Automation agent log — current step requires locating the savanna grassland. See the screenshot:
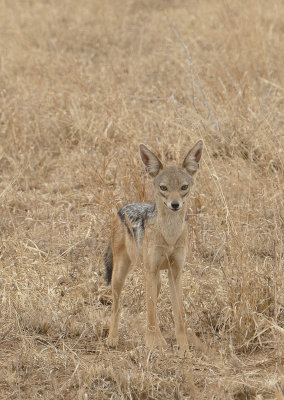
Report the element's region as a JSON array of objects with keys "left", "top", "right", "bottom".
[{"left": 0, "top": 0, "right": 283, "bottom": 398}]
